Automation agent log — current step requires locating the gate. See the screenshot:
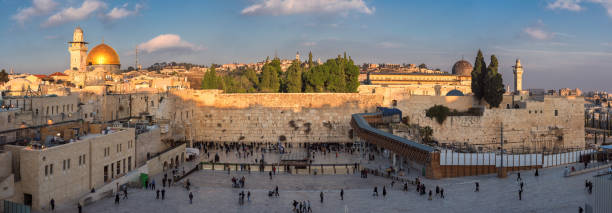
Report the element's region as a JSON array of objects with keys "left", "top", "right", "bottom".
[{"left": 3, "top": 200, "right": 31, "bottom": 213}]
